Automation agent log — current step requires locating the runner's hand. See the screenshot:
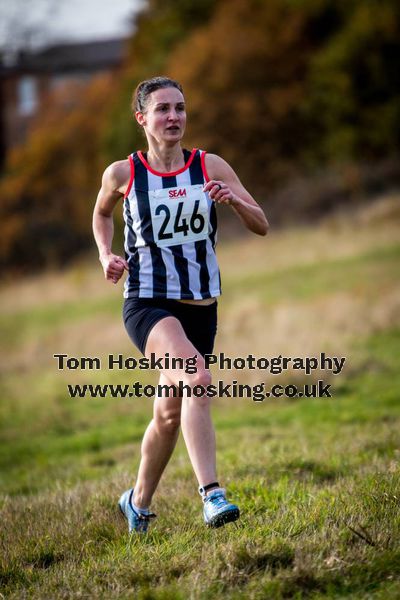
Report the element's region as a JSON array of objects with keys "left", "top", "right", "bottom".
[
  {"left": 100, "top": 253, "right": 129, "bottom": 284},
  {"left": 203, "top": 180, "right": 237, "bottom": 206}
]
